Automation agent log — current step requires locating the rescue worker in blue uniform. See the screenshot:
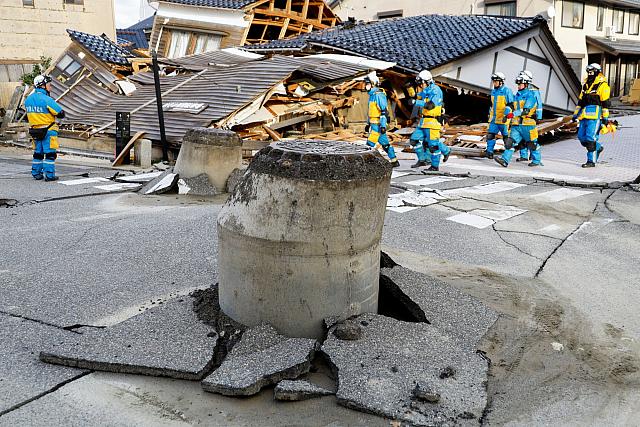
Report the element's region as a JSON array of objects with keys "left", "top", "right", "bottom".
[
  {"left": 406, "top": 76, "right": 430, "bottom": 167},
  {"left": 573, "top": 63, "right": 610, "bottom": 168},
  {"left": 485, "top": 72, "right": 515, "bottom": 159},
  {"left": 409, "top": 70, "right": 449, "bottom": 171},
  {"left": 364, "top": 72, "right": 399, "bottom": 168},
  {"left": 495, "top": 72, "right": 543, "bottom": 168},
  {"left": 513, "top": 70, "right": 543, "bottom": 162},
  {"left": 25, "top": 75, "right": 65, "bottom": 181}
]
